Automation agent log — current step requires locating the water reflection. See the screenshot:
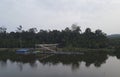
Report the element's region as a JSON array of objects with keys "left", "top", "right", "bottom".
[
  {"left": 0, "top": 51, "right": 110, "bottom": 71},
  {"left": 40, "top": 53, "right": 108, "bottom": 70},
  {"left": 1, "top": 51, "right": 120, "bottom": 77},
  {"left": 0, "top": 61, "right": 7, "bottom": 69},
  {"left": 114, "top": 50, "right": 120, "bottom": 59}
]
